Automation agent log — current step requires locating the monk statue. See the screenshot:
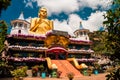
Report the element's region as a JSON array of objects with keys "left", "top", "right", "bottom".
[{"left": 29, "top": 7, "right": 53, "bottom": 34}]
